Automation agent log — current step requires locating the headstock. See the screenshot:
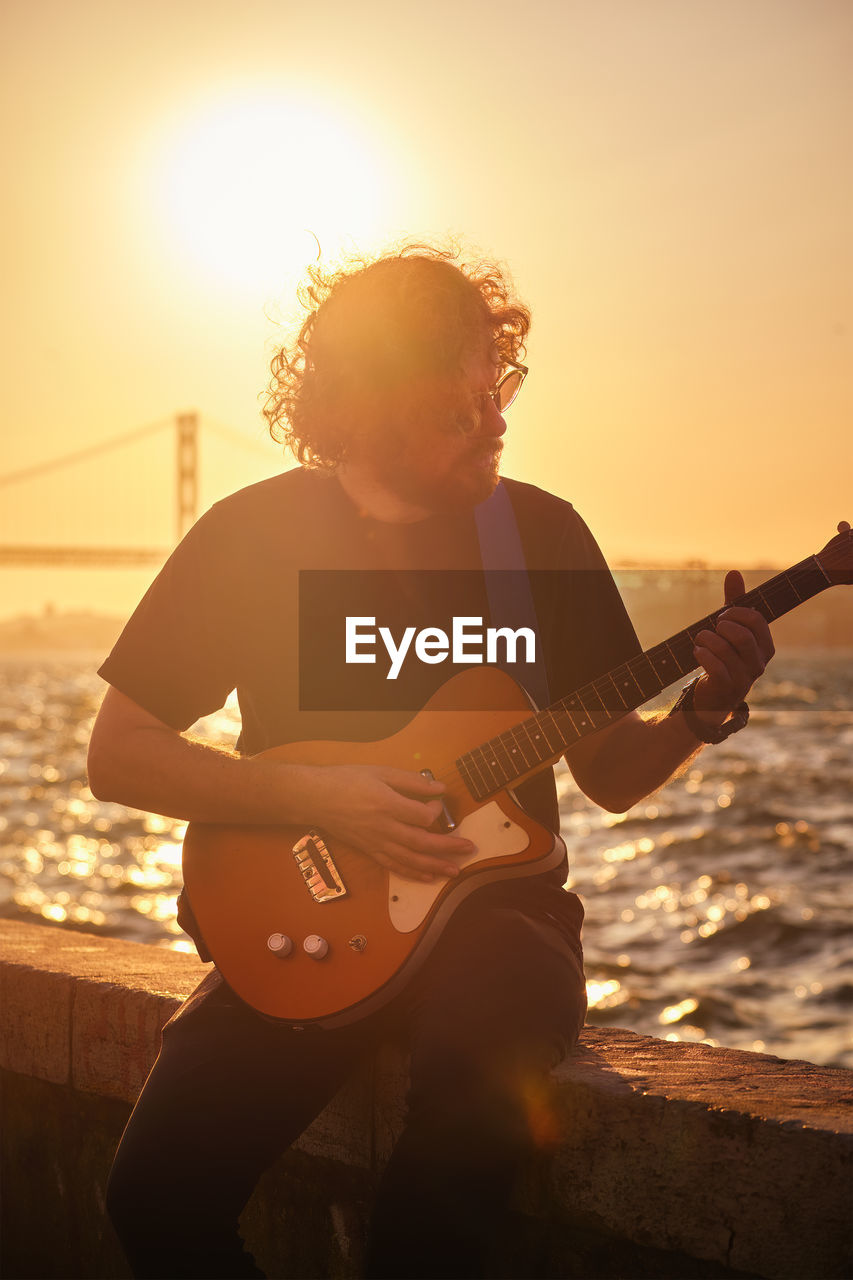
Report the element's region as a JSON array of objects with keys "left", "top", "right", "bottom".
[{"left": 816, "top": 521, "right": 853, "bottom": 585}]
